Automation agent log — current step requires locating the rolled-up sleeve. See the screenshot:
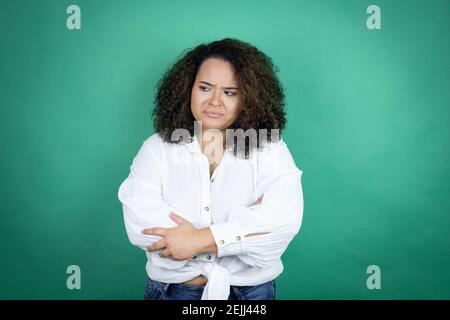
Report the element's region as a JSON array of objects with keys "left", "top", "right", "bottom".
[
  {"left": 209, "top": 139, "right": 304, "bottom": 268},
  {"left": 118, "top": 136, "right": 178, "bottom": 252}
]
